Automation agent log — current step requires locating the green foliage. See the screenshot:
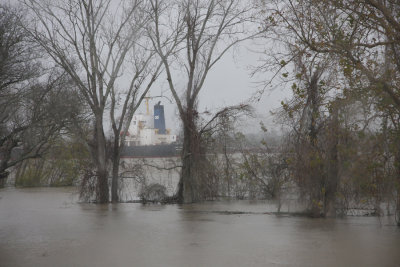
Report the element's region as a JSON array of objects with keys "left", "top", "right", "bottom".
[
  {"left": 15, "top": 162, "right": 44, "bottom": 187},
  {"left": 15, "top": 138, "right": 90, "bottom": 187}
]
